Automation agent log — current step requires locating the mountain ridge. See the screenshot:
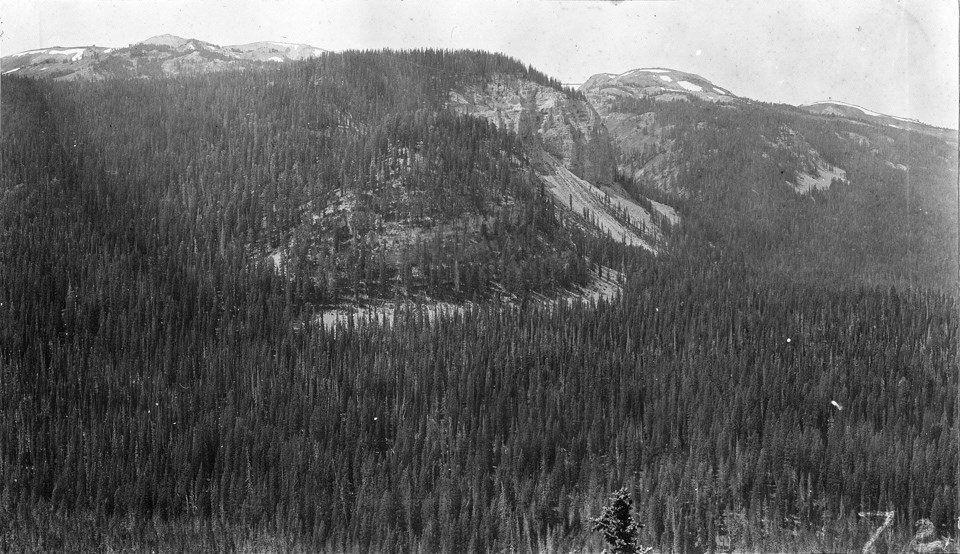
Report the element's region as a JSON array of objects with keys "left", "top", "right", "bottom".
[
  {"left": 2, "top": 38, "right": 955, "bottom": 289},
  {"left": 3, "top": 34, "right": 951, "bottom": 133},
  {"left": 799, "top": 99, "right": 956, "bottom": 138},
  {"left": 0, "top": 34, "right": 327, "bottom": 80},
  {"left": 578, "top": 66, "right": 953, "bottom": 133}
]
